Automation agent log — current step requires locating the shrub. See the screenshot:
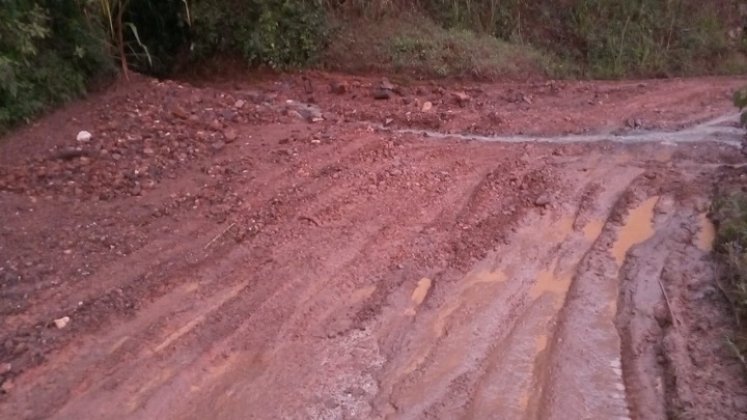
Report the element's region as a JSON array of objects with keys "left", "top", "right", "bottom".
[
  {"left": 0, "top": 0, "right": 112, "bottom": 131},
  {"left": 190, "top": 0, "right": 328, "bottom": 69},
  {"left": 712, "top": 193, "right": 747, "bottom": 365}
]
